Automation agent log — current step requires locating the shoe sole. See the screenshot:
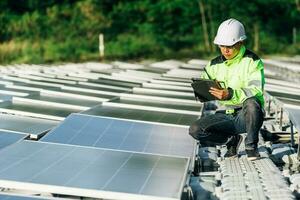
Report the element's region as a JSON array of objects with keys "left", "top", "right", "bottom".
[
  {"left": 224, "top": 135, "right": 243, "bottom": 158},
  {"left": 247, "top": 156, "right": 260, "bottom": 161}
]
